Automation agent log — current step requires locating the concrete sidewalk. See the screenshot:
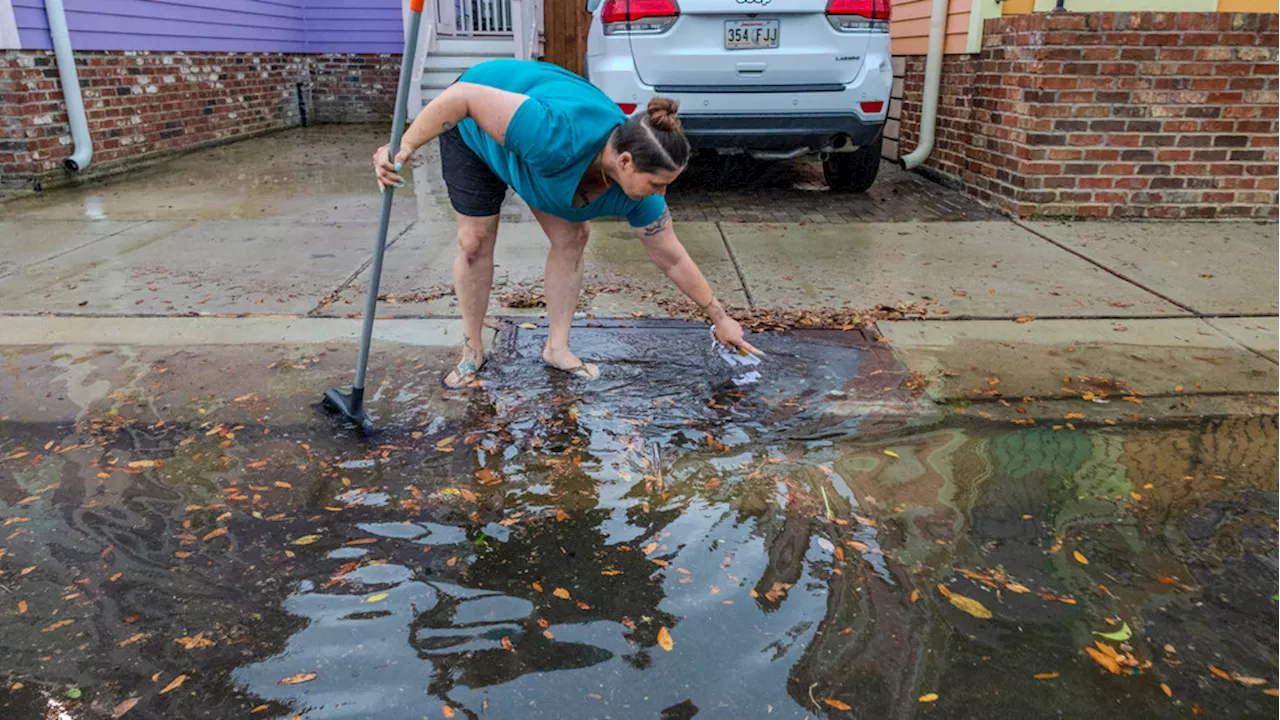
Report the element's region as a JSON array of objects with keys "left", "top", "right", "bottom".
[{"left": 1, "top": 125, "right": 1275, "bottom": 414}]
